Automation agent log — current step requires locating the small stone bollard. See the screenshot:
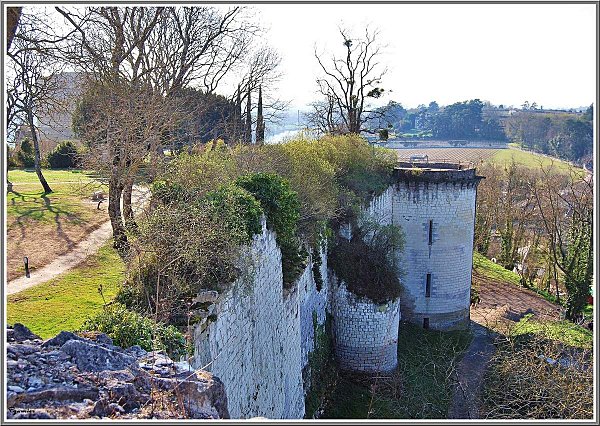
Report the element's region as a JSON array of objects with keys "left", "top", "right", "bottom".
[{"left": 23, "top": 256, "right": 30, "bottom": 278}]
